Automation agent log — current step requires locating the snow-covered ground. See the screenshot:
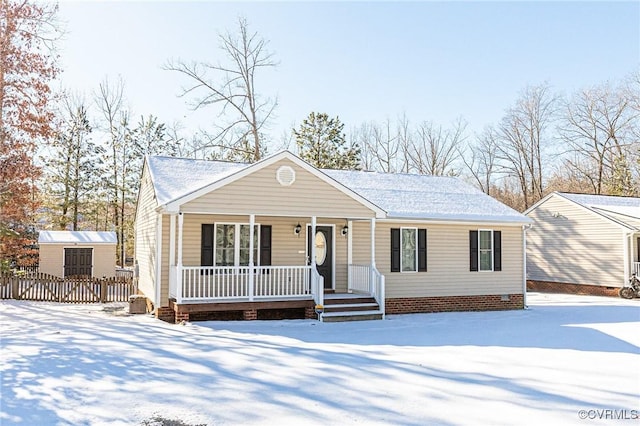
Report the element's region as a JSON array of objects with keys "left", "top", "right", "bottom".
[{"left": 1, "top": 293, "right": 638, "bottom": 426}]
